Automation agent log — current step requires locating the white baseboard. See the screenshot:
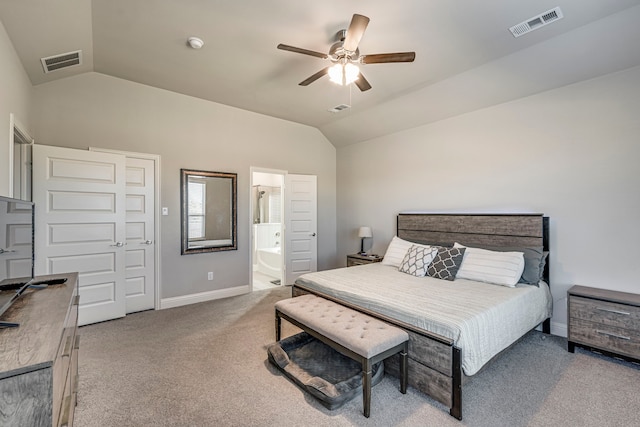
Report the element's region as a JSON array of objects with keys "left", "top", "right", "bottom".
[
  {"left": 160, "top": 285, "right": 250, "bottom": 309},
  {"left": 551, "top": 321, "right": 567, "bottom": 338}
]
